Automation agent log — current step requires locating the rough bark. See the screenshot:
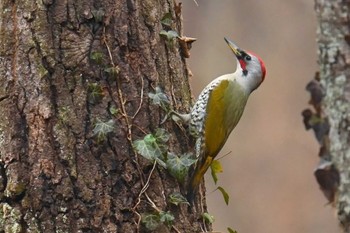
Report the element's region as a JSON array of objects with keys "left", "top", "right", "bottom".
[
  {"left": 314, "top": 0, "right": 350, "bottom": 232},
  {"left": 0, "top": 0, "right": 208, "bottom": 232}
]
